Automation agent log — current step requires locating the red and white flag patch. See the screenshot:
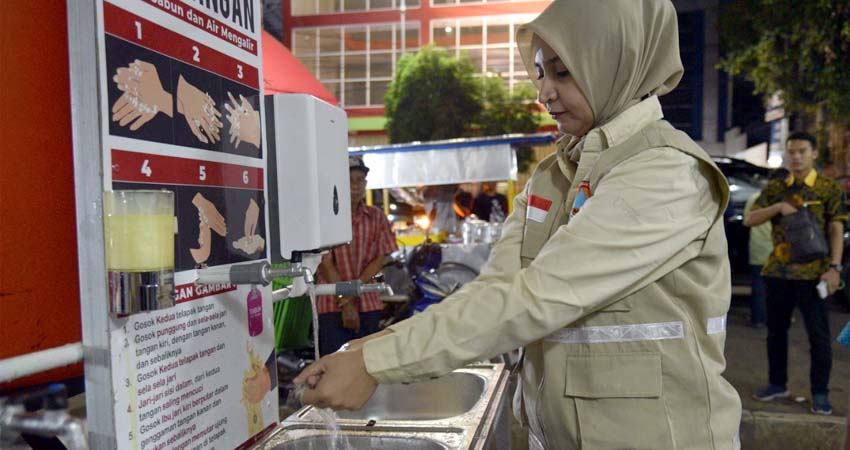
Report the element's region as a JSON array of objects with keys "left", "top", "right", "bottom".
[{"left": 527, "top": 195, "right": 553, "bottom": 223}]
